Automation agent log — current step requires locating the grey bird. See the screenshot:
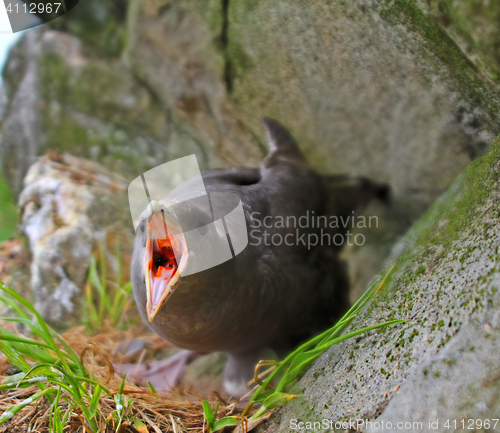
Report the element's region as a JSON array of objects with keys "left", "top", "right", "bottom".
[{"left": 127, "top": 117, "right": 389, "bottom": 396}]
